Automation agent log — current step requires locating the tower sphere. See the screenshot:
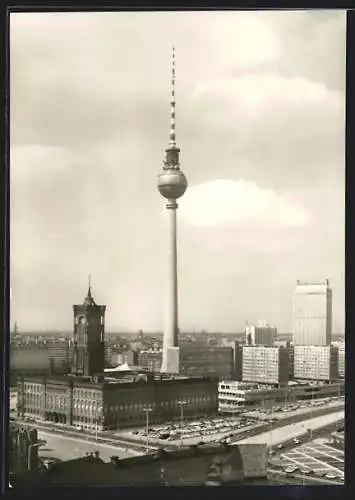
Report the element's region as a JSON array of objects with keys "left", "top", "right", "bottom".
[{"left": 158, "top": 168, "right": 188, "bottom": 200}]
